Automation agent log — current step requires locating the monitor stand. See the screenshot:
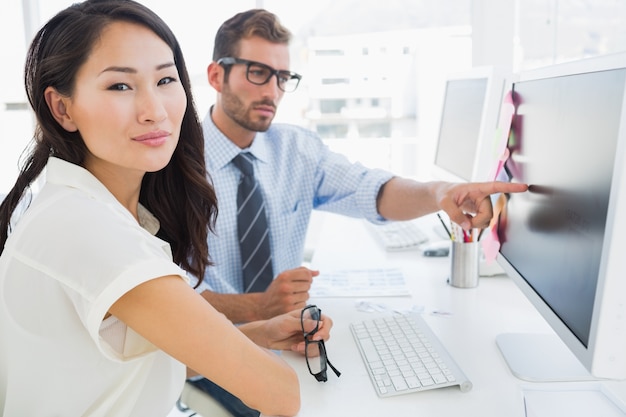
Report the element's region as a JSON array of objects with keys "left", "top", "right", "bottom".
[
  {"left": 496, "top": 333, "right": 597, "bottom": 382},
  {"left": 498, "top": 333, "right": 626, "bottom": 417}
]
